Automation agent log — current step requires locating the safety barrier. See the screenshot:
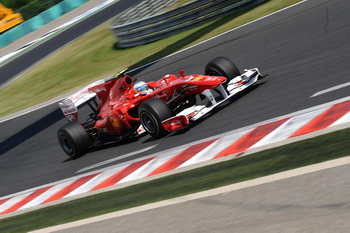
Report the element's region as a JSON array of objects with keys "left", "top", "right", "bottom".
[
  {"left": 0, "top": 0, "right": 89, "bottom": 48},
  {"left": 113, "top": 0, "right": 177, "bottom": 25},
  {"left": 110, "top": 0, "right": 266, "bottom": 48}
]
